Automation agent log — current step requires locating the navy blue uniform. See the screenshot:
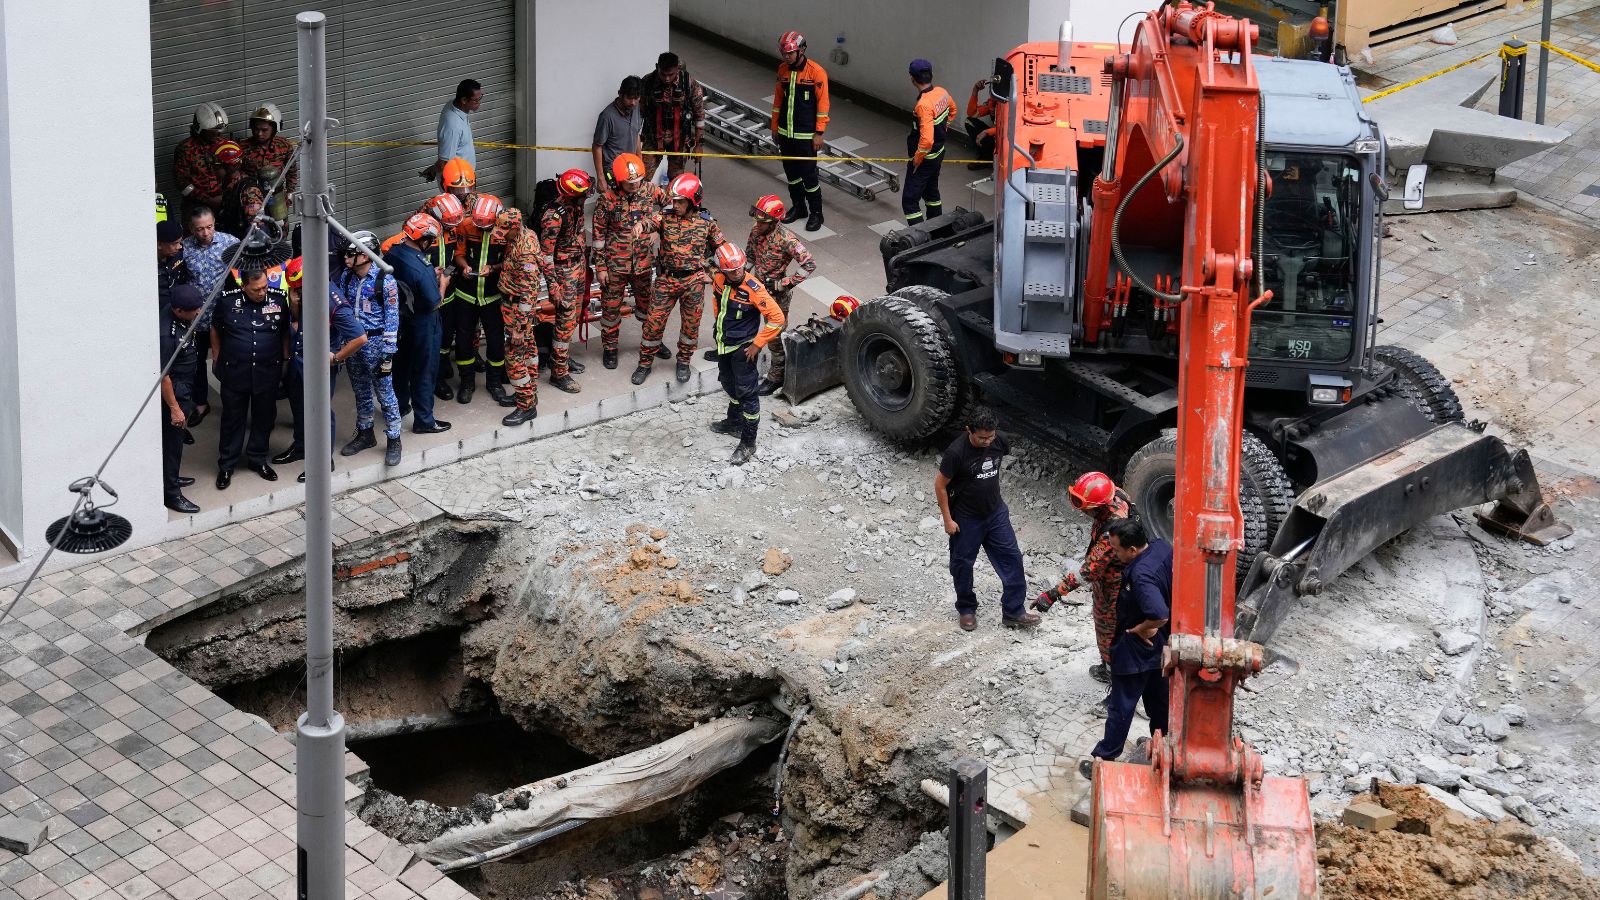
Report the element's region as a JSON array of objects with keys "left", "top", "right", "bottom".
[
  {"left": 286, "top": 294, "right": 364, "bottom": 452},
  {"left": 939, "top": 433, "right": 1027, "bottom": 619},
  {"left": 1091, "top": 538, "right": 1174, "bottom": 761},
  {"left": 159, "top": 308, "right": 198, "bottom": 499},
  {"left": 387, "top": 242, "right": 446, "bottom": 425},
  {"left": 212, "top": 287, "right": 288, "bottom": 471}
]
